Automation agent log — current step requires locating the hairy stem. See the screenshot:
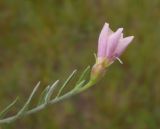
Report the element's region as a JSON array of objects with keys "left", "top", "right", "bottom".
[{"left": 0, "top": 79, "right": 95, "bottom": 124}]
